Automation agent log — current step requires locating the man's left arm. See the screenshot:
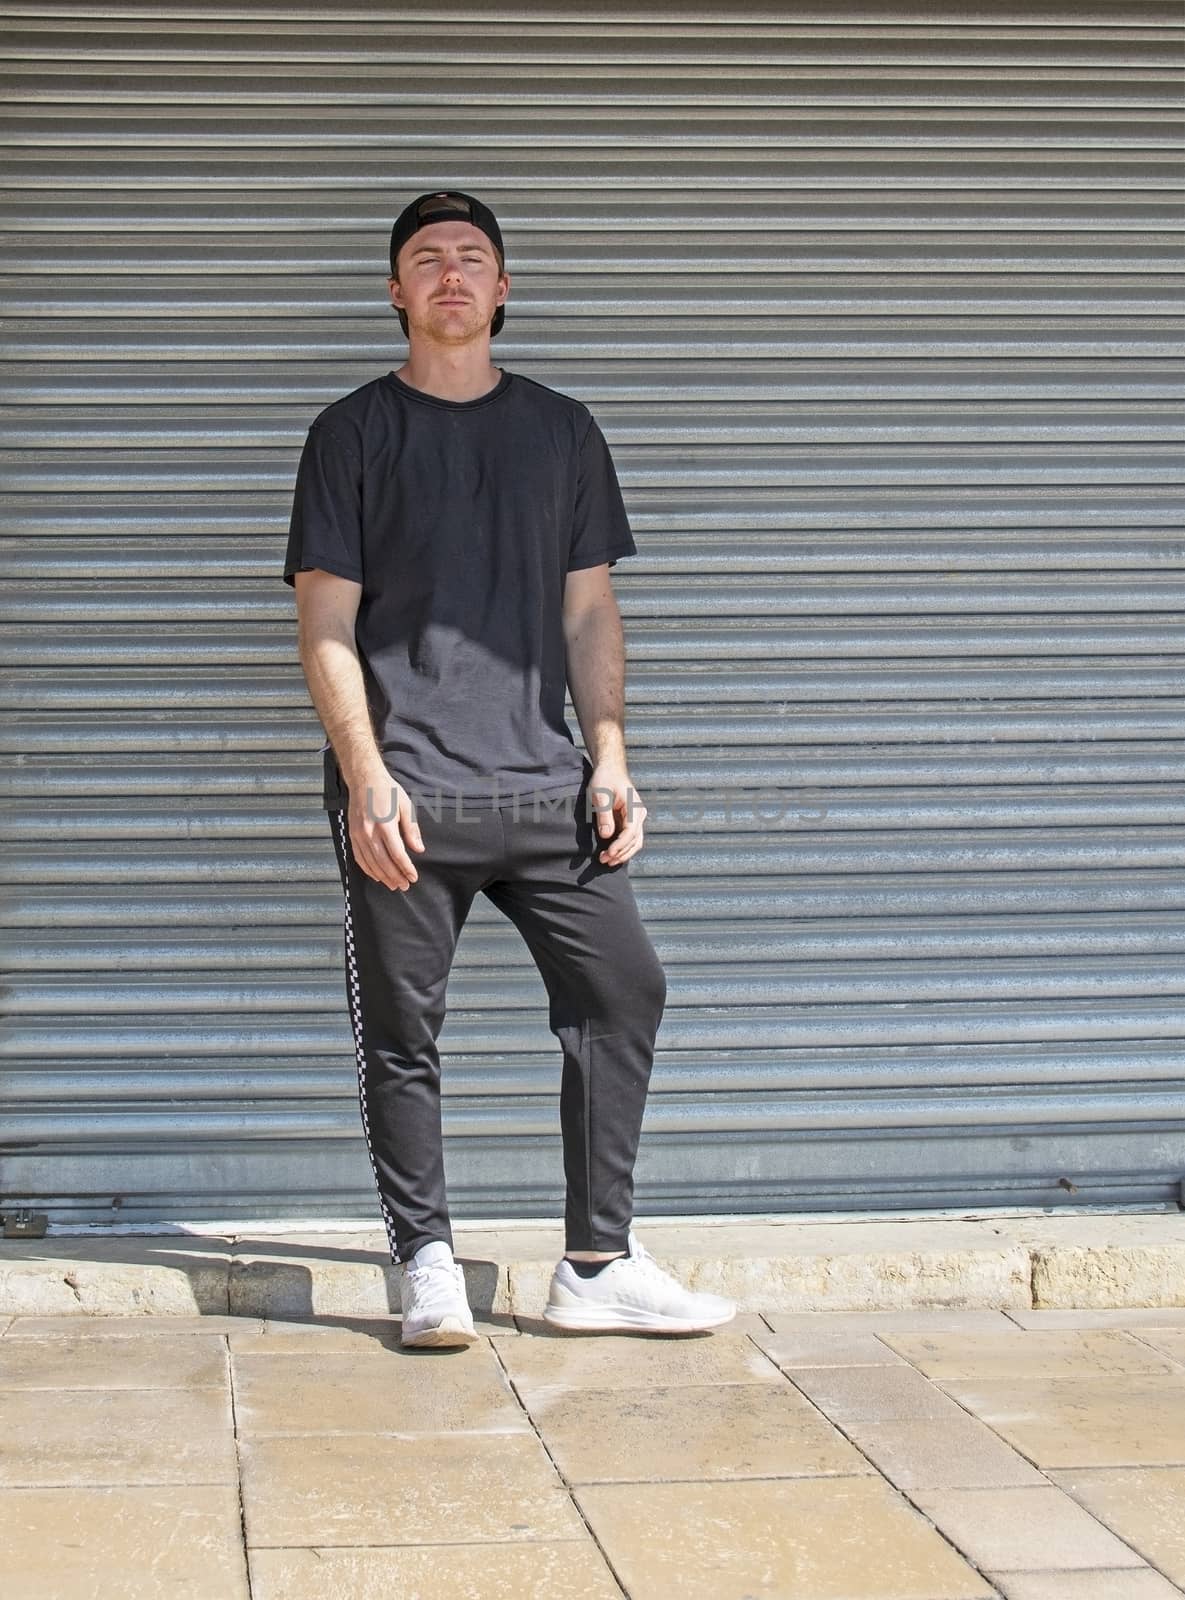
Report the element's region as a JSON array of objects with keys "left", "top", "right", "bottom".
[{"left": 563, "top": 563, "right": 648, "bottom": 865}]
